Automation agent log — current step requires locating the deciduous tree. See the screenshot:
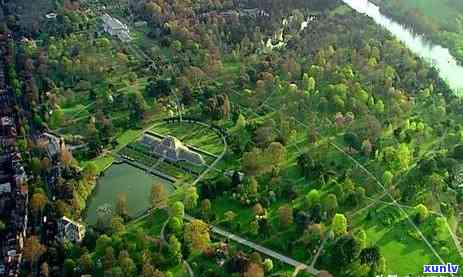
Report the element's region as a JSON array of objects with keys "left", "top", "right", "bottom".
[
  {"left": 150, "top": 183, "right": 168, "bottom": 210},
  {"left": 184, "top": 219, "right": 210, "bottom": 252}
]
